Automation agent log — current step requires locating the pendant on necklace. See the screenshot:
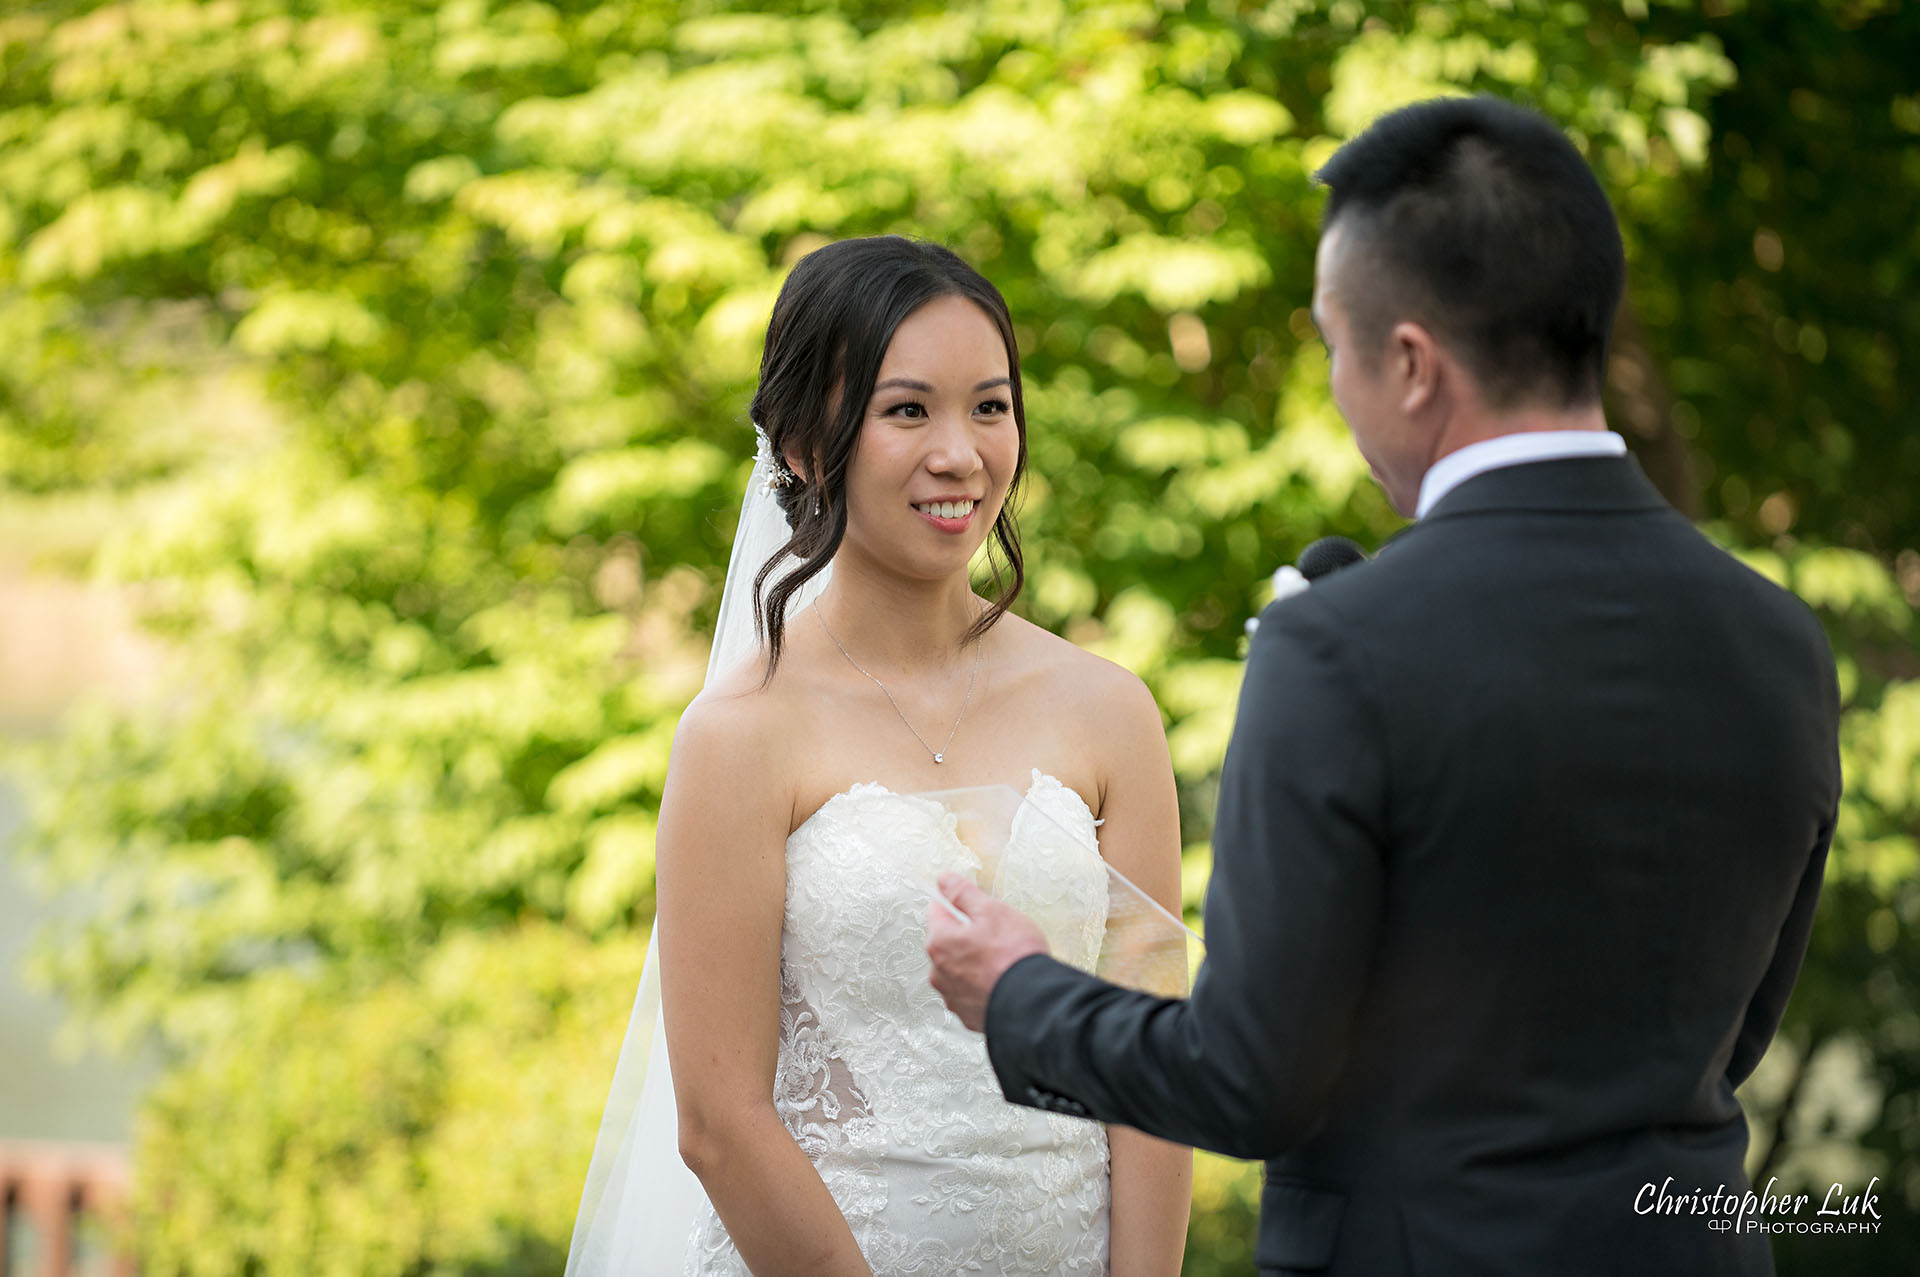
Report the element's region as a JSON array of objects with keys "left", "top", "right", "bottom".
[{"left": 933, "top": 754, "right": 944, "bottom": 764}]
